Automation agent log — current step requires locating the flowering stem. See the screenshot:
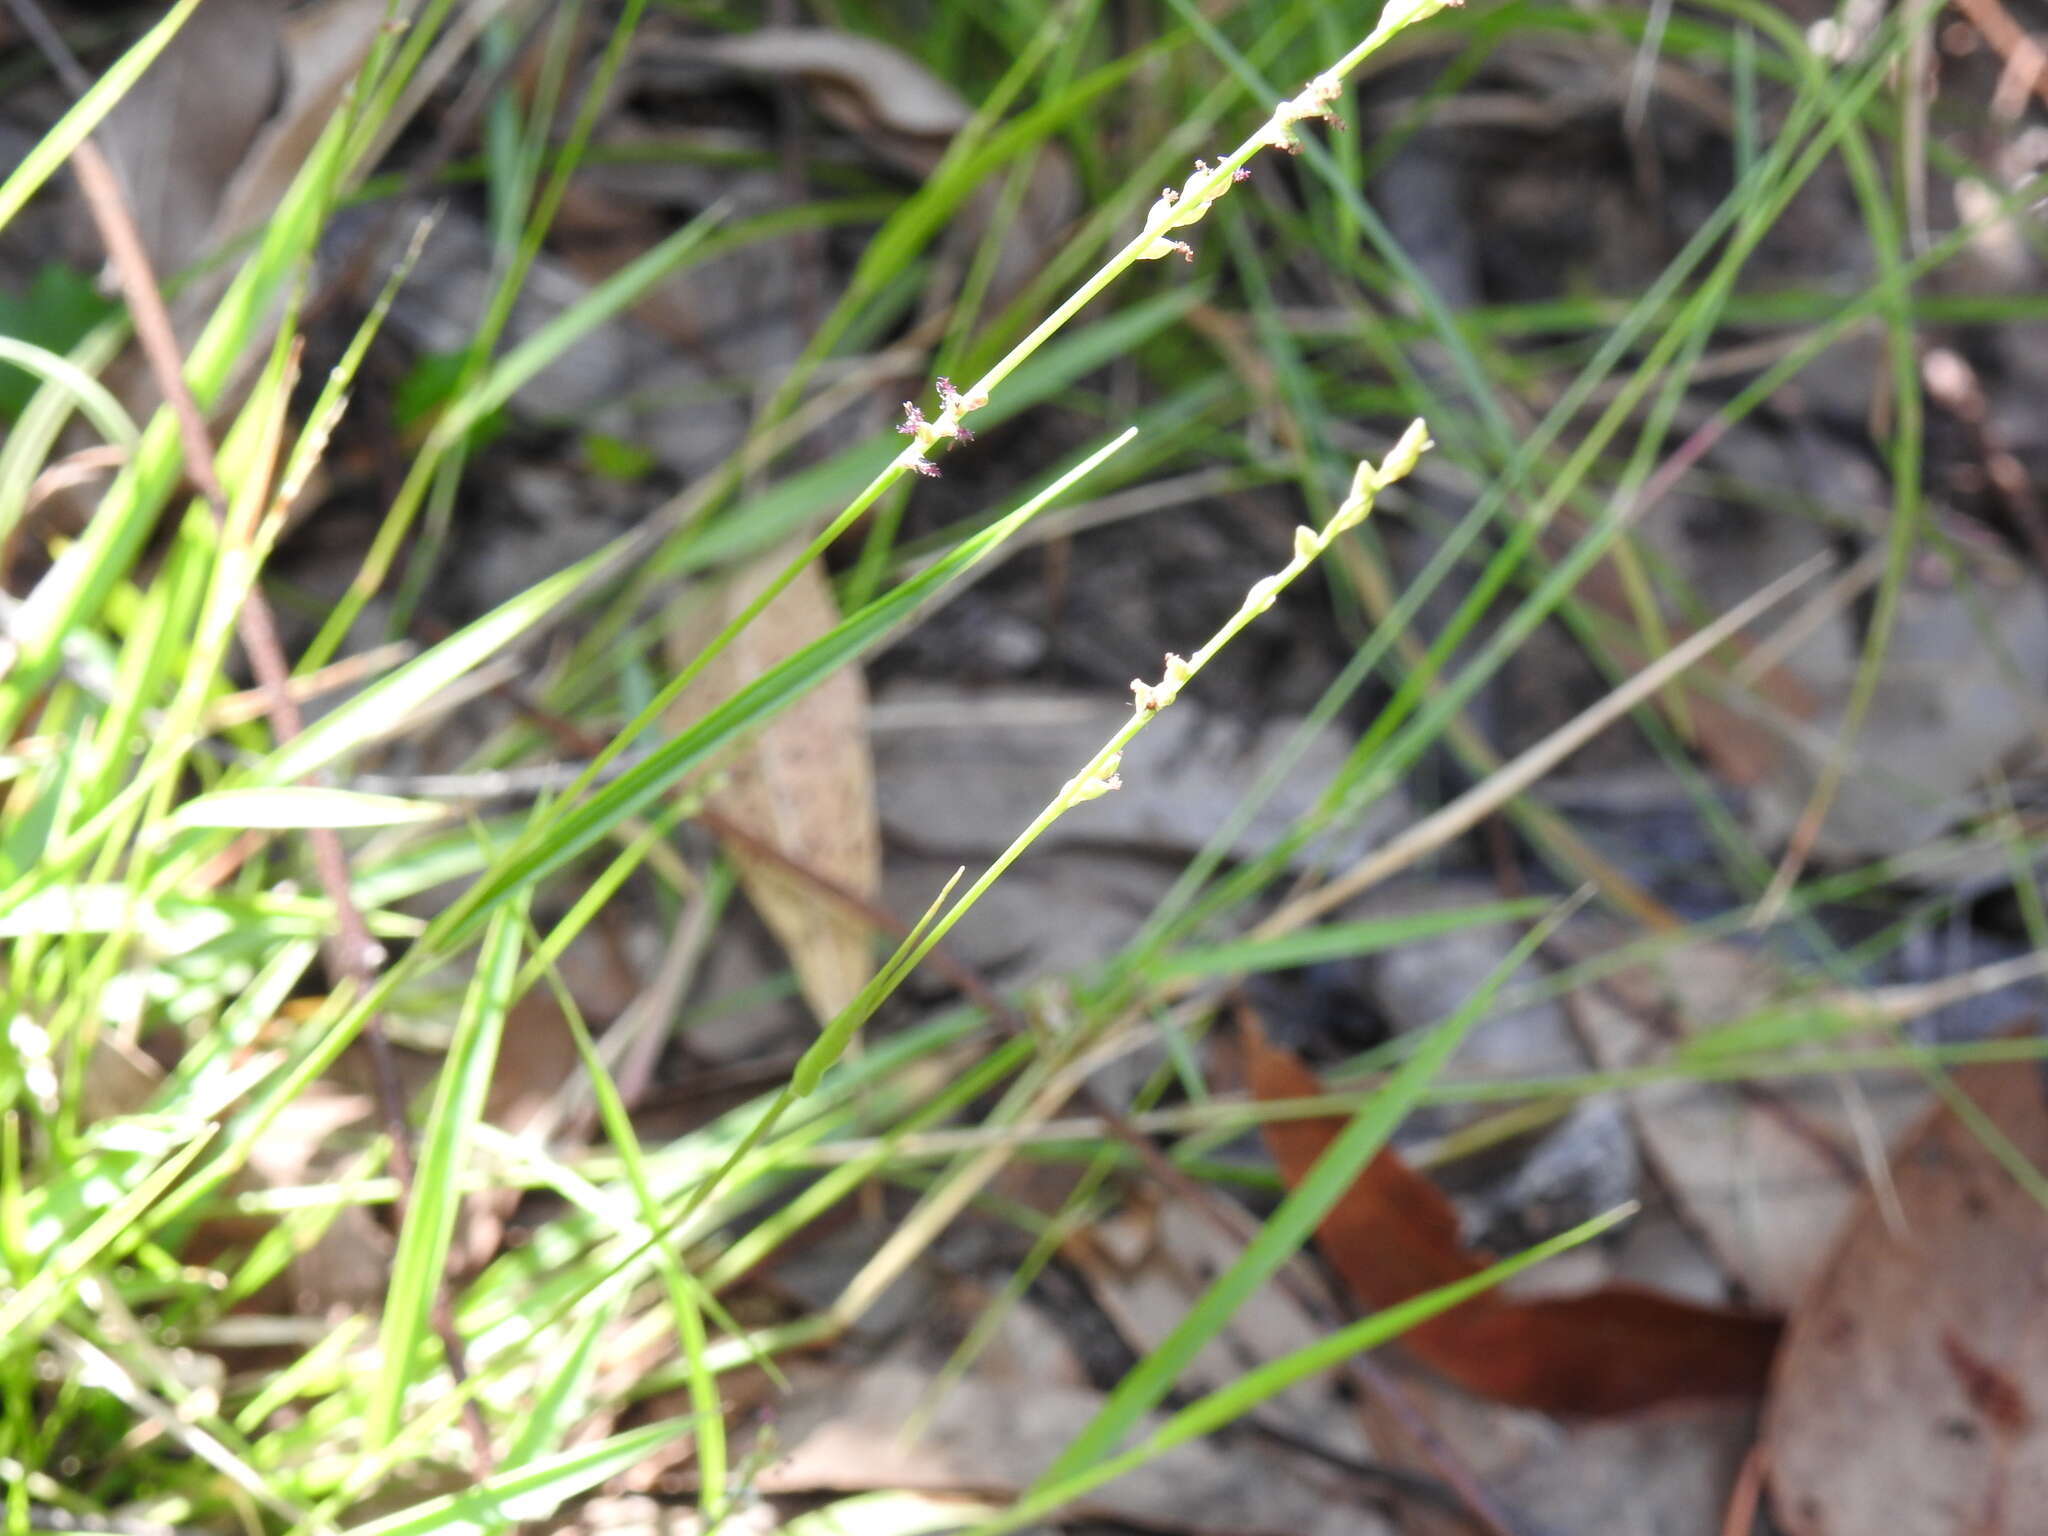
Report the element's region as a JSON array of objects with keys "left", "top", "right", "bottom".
[
  {"left": 590, "top": 2, "right": 1463, "bottom": 798},
  {"left": 790, "top": 420, "right": 1435, "bottom": 1097}
]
